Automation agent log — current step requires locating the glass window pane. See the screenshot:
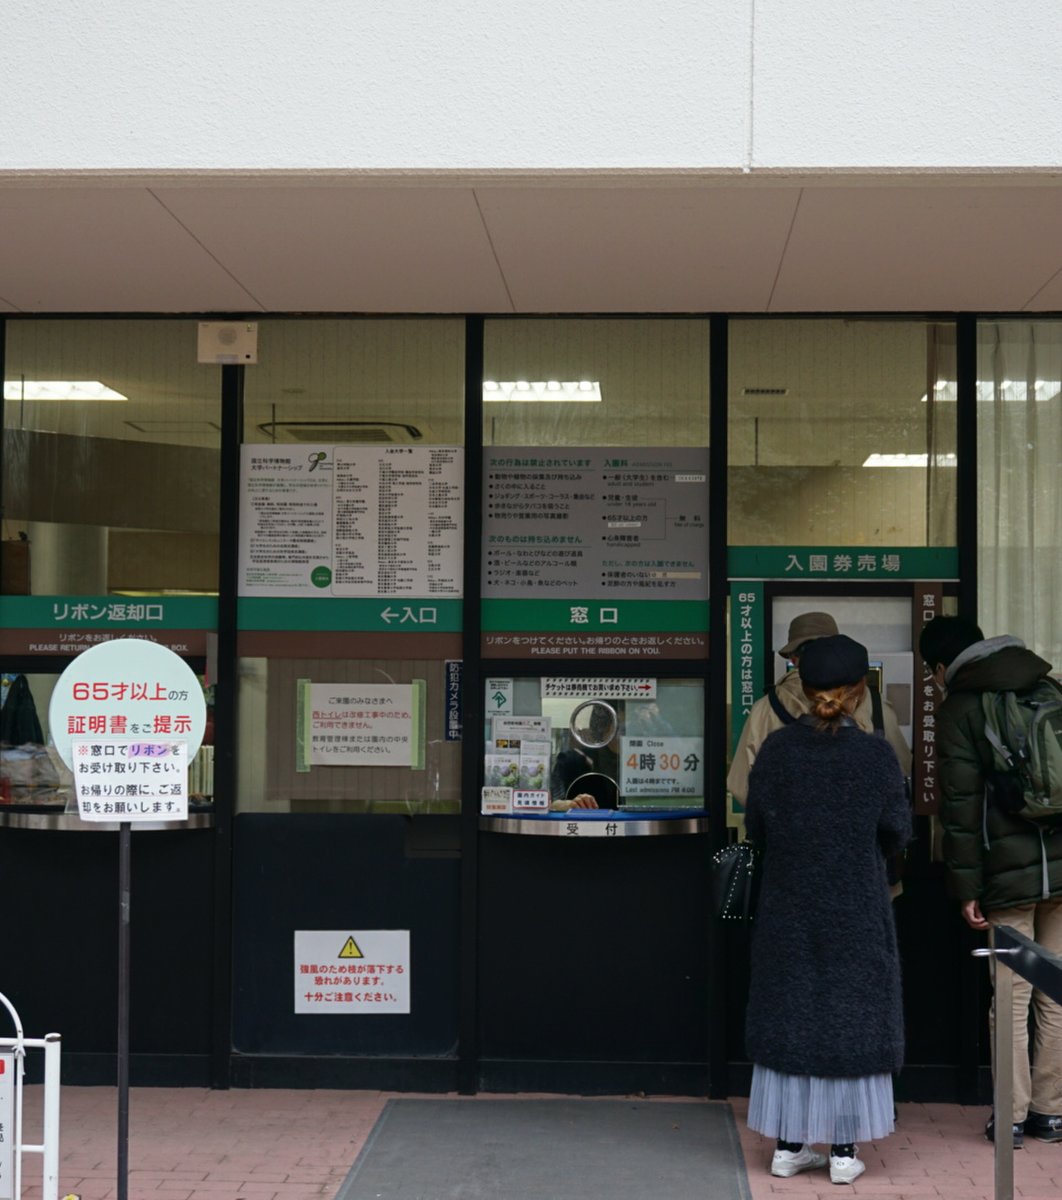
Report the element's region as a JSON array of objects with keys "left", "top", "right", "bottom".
[
  {"left": 484, "top": 319, "right": 708, "bottom": 448},
  {"left": 3, "top": 319, "right": 221, "bottom": 594},
  {"left": 728, "top": 319, "right": 956, "bottom": 546},
  {"left": 237, "top": 657, "right": 460, "bottom": 815},
  {"left": 482, "top": 676, "right": 705, "bottom": 813},
  {"left": 237, "top": 319, "right": 464, "bottom": 815},
  {"left": 243, "top": 318, "right": 464, "bottom": 446},
  {"left": 481, "top": 319, "right": 710, "bottom": 662},
  {"left": 977, "top": 321, "right": 1062, "bottom": 665}
]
